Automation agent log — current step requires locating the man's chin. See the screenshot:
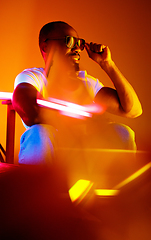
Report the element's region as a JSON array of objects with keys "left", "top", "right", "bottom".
[
  {"left": 70, "top": 58, "right": 80, "bottom": 71},
  {"left": 74, "top": 62, "right": 80, "bottom": 71},
  {"left": 67, "top": 55, "right": 80, "bottom": 71}
]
